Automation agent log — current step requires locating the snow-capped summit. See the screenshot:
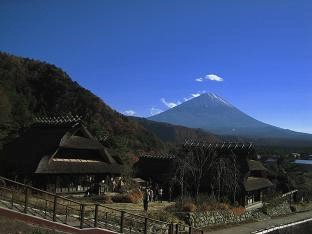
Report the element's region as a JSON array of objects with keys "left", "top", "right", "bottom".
[
  {"left": 149, "top": 93, "right": 312, "bottom": 141},
  {"left": 198, "top": 92, "right": 233, "bottom": 107}
]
